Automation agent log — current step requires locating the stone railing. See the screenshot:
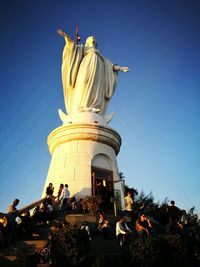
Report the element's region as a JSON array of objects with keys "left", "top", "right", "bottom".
[{"left": 0, "top": 197, "right": 46, "bottom": 218}]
